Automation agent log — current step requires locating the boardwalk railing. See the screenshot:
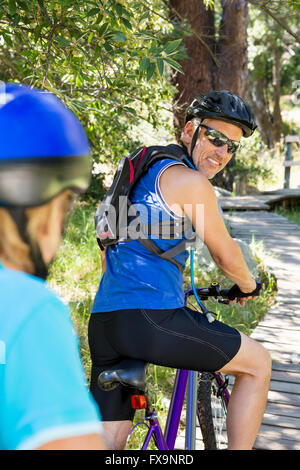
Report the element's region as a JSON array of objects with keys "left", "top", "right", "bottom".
[{"left": 284, "top": 135, "right": 300, "bottom": 189}]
